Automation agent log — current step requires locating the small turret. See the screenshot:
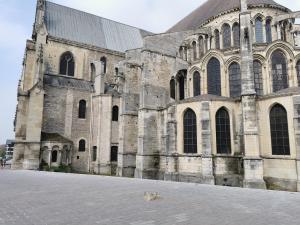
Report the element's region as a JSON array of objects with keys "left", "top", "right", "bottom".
[{"left": 32, "top": 0, "right": 47, "bottom": 44}]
